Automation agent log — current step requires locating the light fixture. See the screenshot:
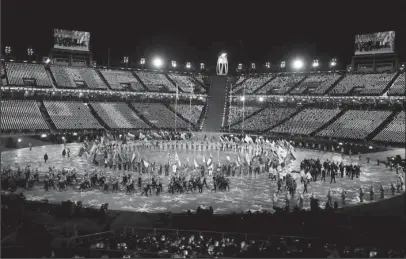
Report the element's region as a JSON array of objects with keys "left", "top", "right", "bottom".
[
  {"left": 152, "top": 57, "right": 163, "bottom": 68},
  {"left": 171, "top": 61, "right": 177, "bottom": 67},
  {"left": 200, "top": 63, "right": 205, "bottom": 70},
  {"left": 238, "top": 63, "right": 243, "bottom": 70},
  {"left": 5, "top": 46, "right": 11, "bottom": 54},
  {"left": 280, "top": 61, "right": 286, "bottom": 68},
  {"left": 123, "top": 56, "right": 129, "bottom": 64},
  {"left": 265, "top": 62, "right": 270, "bottom": 69},
  {"left": 258, "top": 97, "right": 264, "bottom": 102},
  {"left": 186, "top": 62, "right": 191, "bottom": 69},
  {"left": 140, "top": 58, "right": 146, "bottom": 65},
  {"left": 27, "top": 47, "right": 34, "bottom": 56},
  {"left": 330, "top": 58, "right": 337, "bottom": 67},
  {"left": 312, "top": 59, "right": 319, "bottom": 68},
  {"left": 18, "top": 138, "right": 22, "bottom": 143},
  {"left": 292, "top": 59, "right": 304, "bottom": 70},
  {"left": 40, "top": 134, "right": 47, "bottom": 138},
  {"left": 251, "top": 63, "right": 256, "bottom": 69},
  {"left": 240, "top": 96, "right": 245, "bottom": 101}
]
